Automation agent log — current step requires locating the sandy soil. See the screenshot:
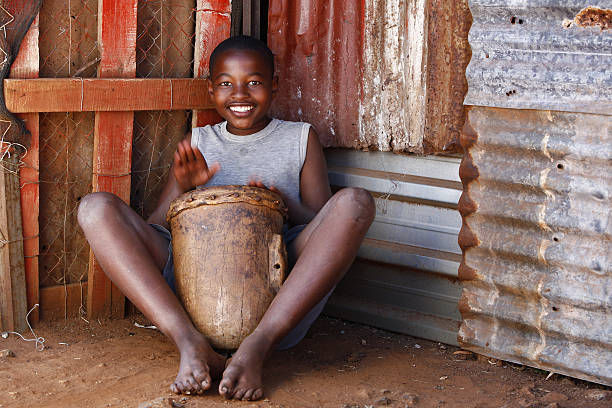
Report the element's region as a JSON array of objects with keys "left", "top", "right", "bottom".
[{"left": 0, "top": 315, "right": 610, "bottom": 408}]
